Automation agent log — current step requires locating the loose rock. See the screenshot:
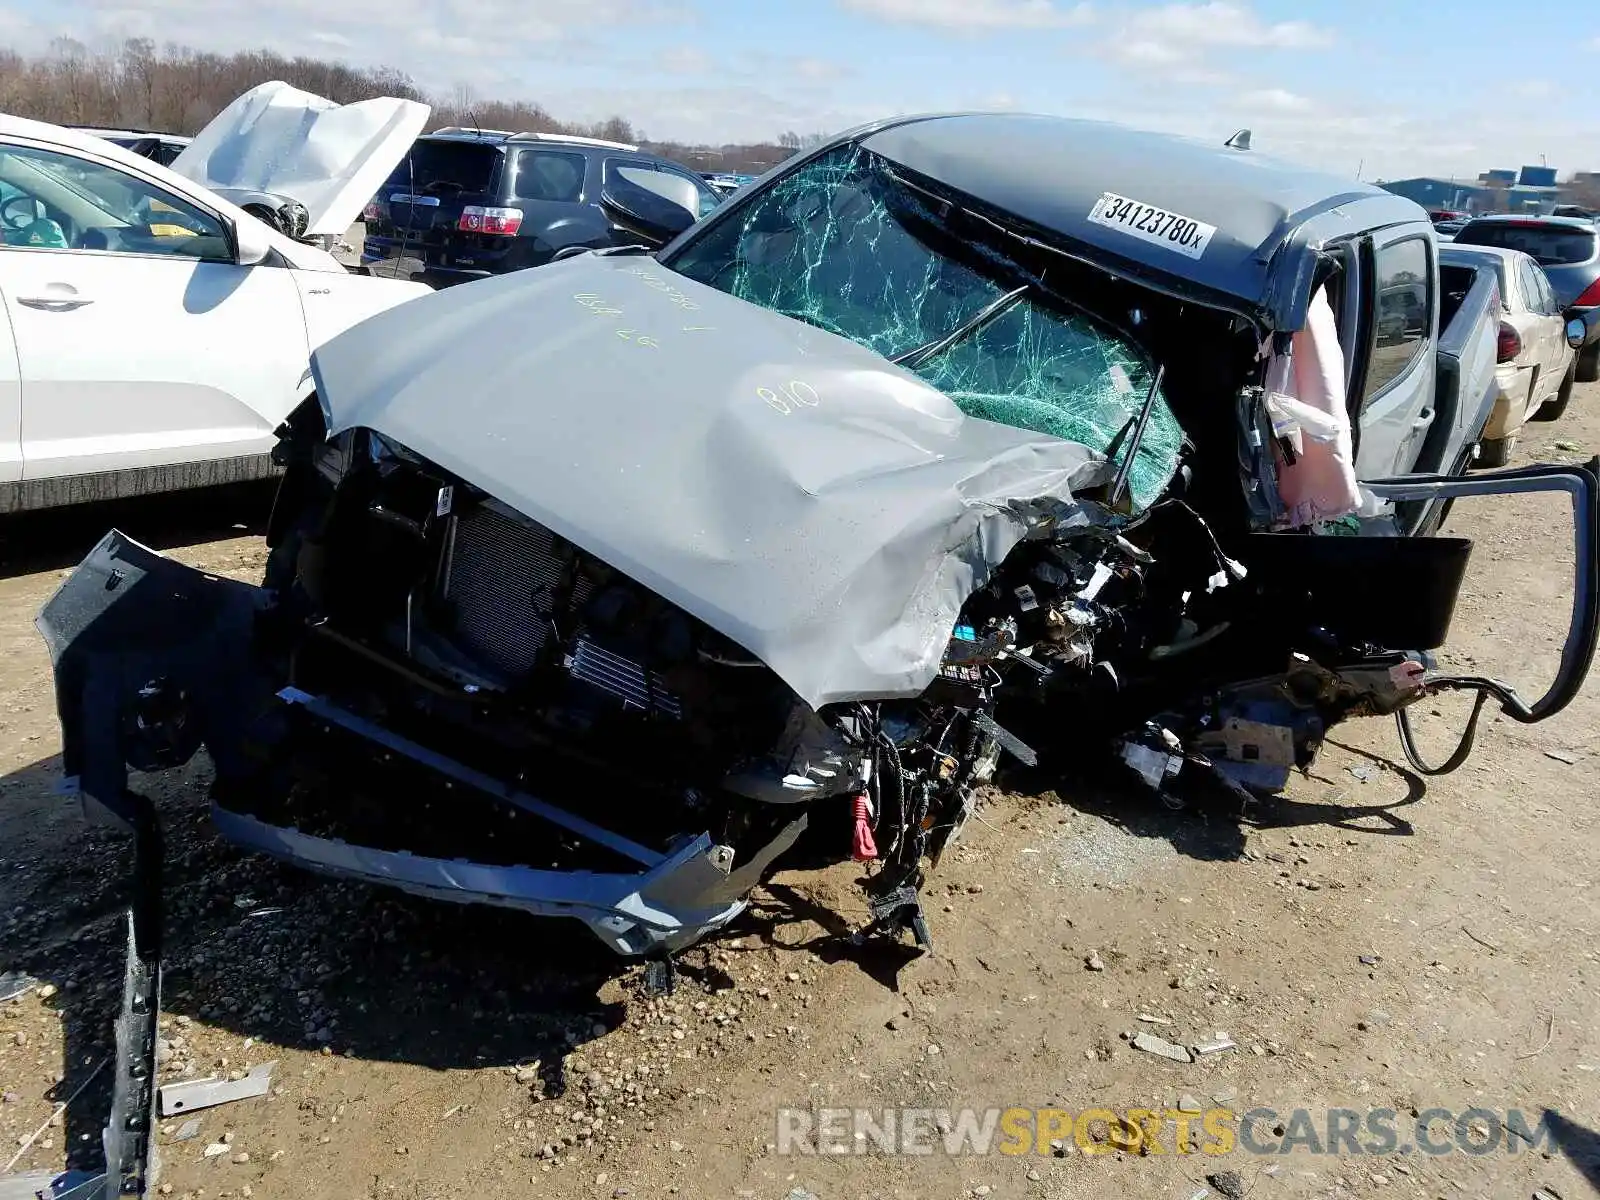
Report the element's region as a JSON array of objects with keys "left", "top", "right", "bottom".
[{"left": 1131, "top": 1031, "right": 1193, "bottom": 1063}]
